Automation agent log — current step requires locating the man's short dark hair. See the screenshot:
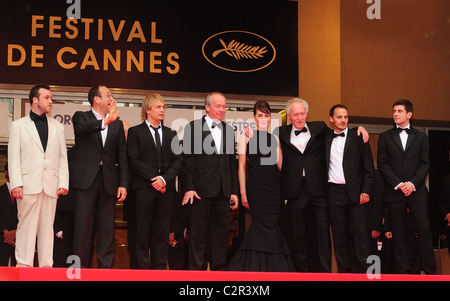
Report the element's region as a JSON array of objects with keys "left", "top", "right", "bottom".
[
  {"left": 329, "top": 104, "right": 348, "bottom": 117},
  {"left": 29, "top": 84, "right": 50, "bottom": 105},
  {"left": 88, "top": 85, "right": 104, "bottom": 106},
  {"left": 393, "top": 99, "right": 413, "bottom": 113}
]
